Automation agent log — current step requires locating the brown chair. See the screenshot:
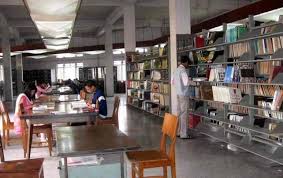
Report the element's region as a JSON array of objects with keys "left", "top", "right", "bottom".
[
  {"left": 19, "top": 104, "right": 53, "bottom": 157},
  {"left": 0, "top": 133, "right": 44, "bottom": 178},
  {"left": 126, "top": 113, "right": 178, "bottom": 178},
  {"left": 0, "top": 101, "right": 14, "bottom": 149},
  {"left": 95, "top": 96, "right": 120, "bottom": 128}
]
